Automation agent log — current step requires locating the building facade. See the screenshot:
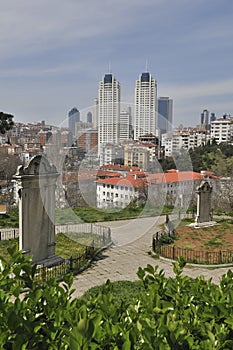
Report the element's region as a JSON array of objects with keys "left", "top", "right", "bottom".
[
  {"left": 98, "top": 73, "right": 120, "bottom": 154},
  {"left": 96, "top": 171, "right": 148, "bottom": 209},
  {"left": 210, "top": 117, "right": 233, "bottom": 144},
  {"left": 134, "top": 71, "right": 158, "bottom": 140},
  {"left": 78, "top": 129, "right": 98, "bottom": 154},
  {"left": 119, "top": 107, "right": 132, "bottom": 141},
  {"left": 158, "top": 97, "right": 173, "bottom": 134},
  {"left": 68, "top": 107, "right": 80, "bottom": 136}
]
